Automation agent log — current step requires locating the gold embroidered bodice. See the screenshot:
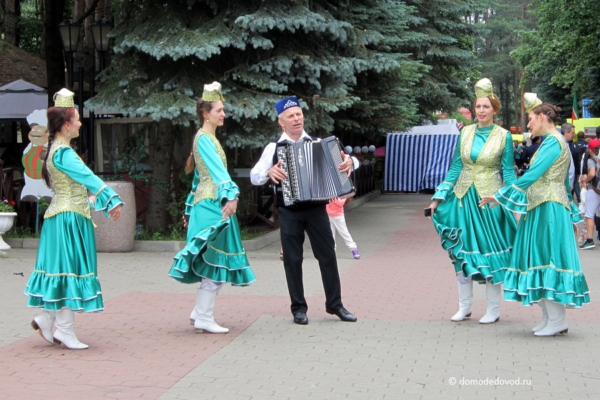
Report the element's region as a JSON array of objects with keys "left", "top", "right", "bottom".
[
  {"left": 192, "top": 130, "right": 228, "bottom": 204},
  {"left": 45, "top": 140, "right": 91, "bottom": 219},
  {"left": 453, "top": 124, "right": 509, "bottom": 199},
  {"left": 527, "top": 132, "right": 570, "bottom": 211}
]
